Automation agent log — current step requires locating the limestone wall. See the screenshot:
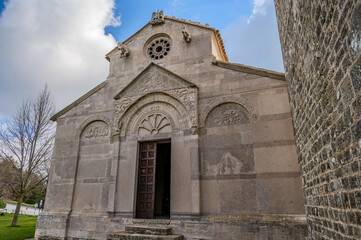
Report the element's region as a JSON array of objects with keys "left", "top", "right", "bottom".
[{"left": 275, "top": 0, "right": 361, "bottom": 239}]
